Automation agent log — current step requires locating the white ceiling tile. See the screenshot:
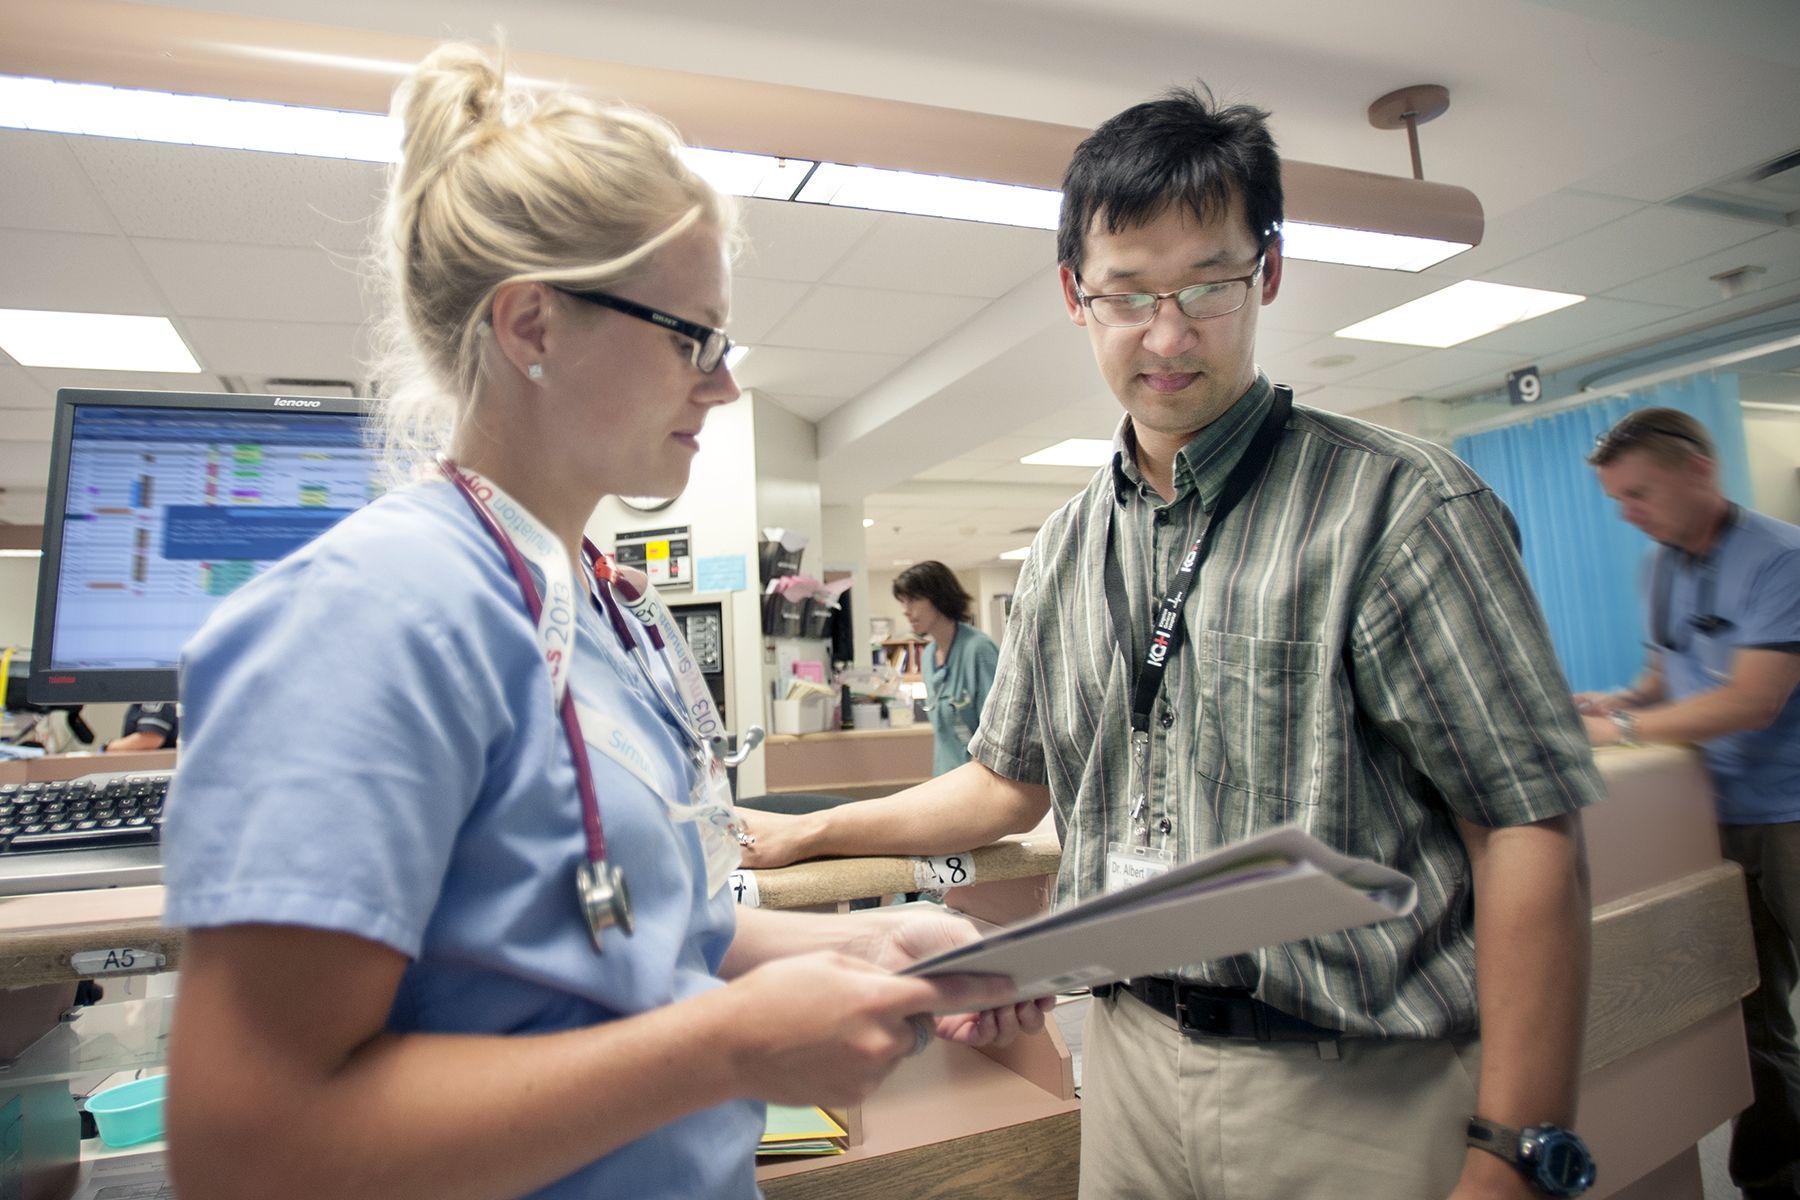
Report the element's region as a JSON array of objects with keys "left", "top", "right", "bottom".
[
  {"left": 735, "top": 199, "right": 880, "bottom": 282},
  {"left": 1299, "top": 384, "right": 1417, "bottom": 415},
  {"left": 730, "top": 276, "right": 814, "bottom": 345},
  {"left": 178, "top": 319, "right": 367, "bottom": 381},
  {"left": 0, "top": 408, "right": 54, "bottom": 441},
  {"left": 0, "top": 439, "right": 53, "bottom": 489},
  {"left": 0, "top": 229, "right": 165, "bottom": 313},
  {"left": 0, "top": 367, "right": 54, "bottom": 412},
  {"left": 827, "top": 214, "right": 1053, "bottom": 298},
  {"left": 133, "top": 239, "right": 372, "bottom": 323},
  {"left": 22, "top": 368, "right": 216, "bottom": 396},
  {"left": 764, "top": 285, "right": 987, "bottom": 356},
  {"left": 1337, "top": 346, "right": 1527, "bottom": 397},
  {"left": 733, "top": 346, "right": 905, "bottom": 396},
  {"left": 1271, "top": 336, "right": 1428, "bottom": 387},
  {"left": 1603, "top": 230, "right": 1800, "bottom": 309},
  {"left": 0, "top": 131, "right": 116, "bottom": 235},
  {"left": 1260, "top": 261, "right": 1444, "bottom": 337},
  {"left": 755, "top": 391, "right": 848, "bottom": 423},
  {"left": 1482, "top": 205, "right": 1771, "bottom": 295},
  {"left": 67, "top": 138, "right": 386, "bottom": 251},
  {"left": 1421, "top": 191, "right": 1642, "bottom": 279}
]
